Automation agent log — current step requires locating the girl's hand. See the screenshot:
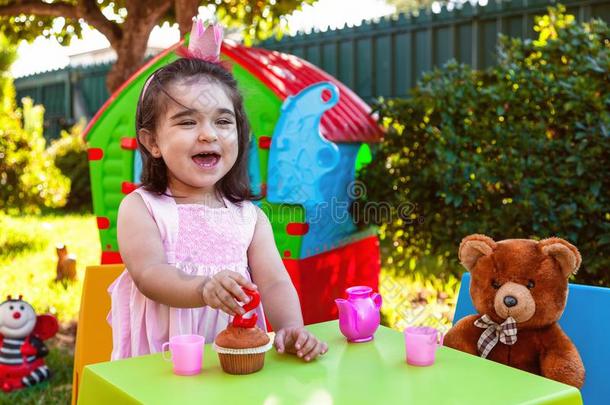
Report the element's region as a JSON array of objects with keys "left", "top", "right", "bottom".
[
  {"left": 202, "top": 270, "right": 257, "bottom": 315},
  {"left": 274, "top": 327, "right": 328, "bottom": 362}
]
